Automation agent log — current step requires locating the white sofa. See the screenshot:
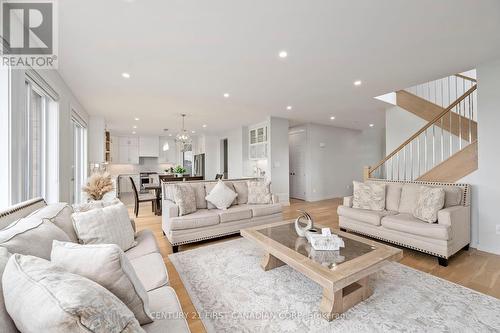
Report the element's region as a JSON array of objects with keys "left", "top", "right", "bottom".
[
  {"left": 162, "top": 179, "right": 283, "bottom": 252},
  {"left": 338, "top": 180, "right": 471, "bottom": 266},
  {"left": 0, "top": 198, "right": 190, "bottom": 333}
]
